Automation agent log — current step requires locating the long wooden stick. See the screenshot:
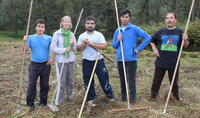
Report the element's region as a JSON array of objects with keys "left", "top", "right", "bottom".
[
  {"left": 163, "top": 0, "right": 195, "bottom": 114},
  {"left": 108, "top": 107, "right": 150, "bottom": 112},
  {"left": 87, "top": 44, "right": 115, "bottom": 63},
  {"left": 67, "top": 8, "right": 84, "bottom": 63},
  {"left": 78, "top": 52, "right": 101, "bottom": 118},
  {"left": 74, "top": 8, "right": 83, "bottom": 35},
  {"left": 114, "top": 0, "right": 130, "bottom": 109},
  {"left": 14, "top": 111, "right": 29, "bottom": 118},
  {"left": 18, "top": 0, "right": 33, "bottom": 113}
]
